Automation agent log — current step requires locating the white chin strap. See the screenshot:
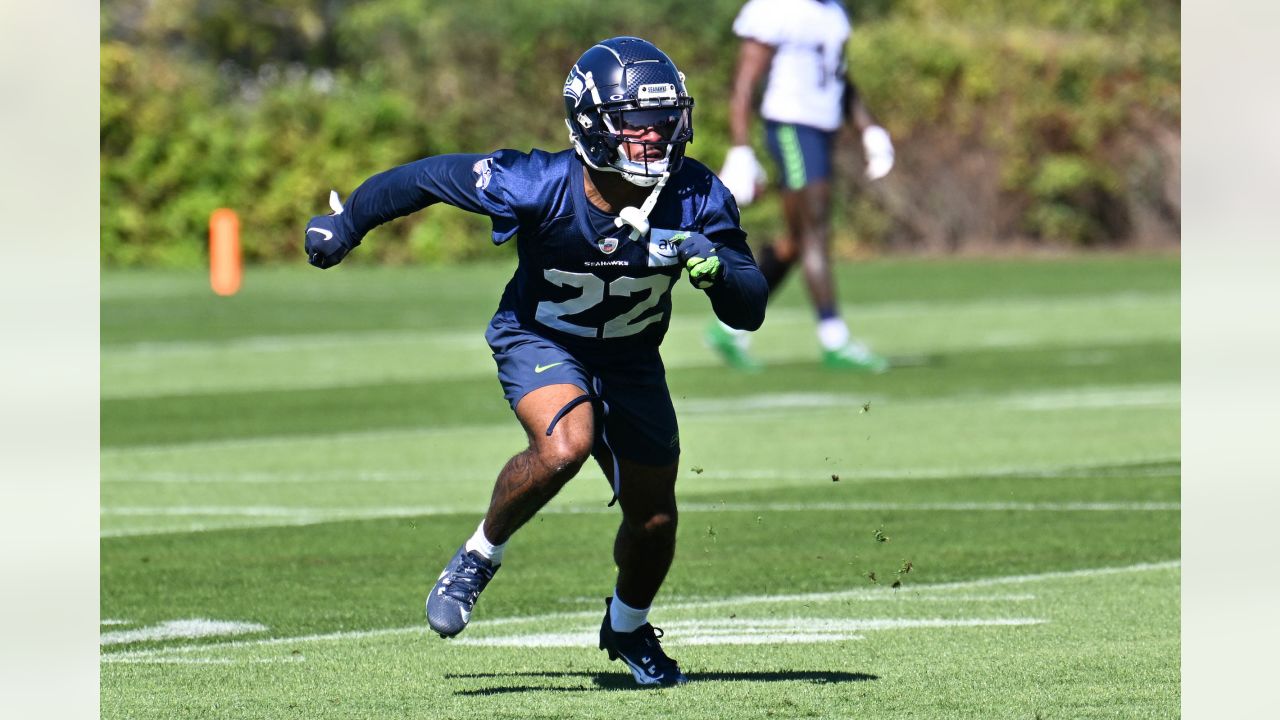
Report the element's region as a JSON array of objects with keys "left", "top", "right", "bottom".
[{"left": 614, "top": 171, "right": 670, "bottom": 241}]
